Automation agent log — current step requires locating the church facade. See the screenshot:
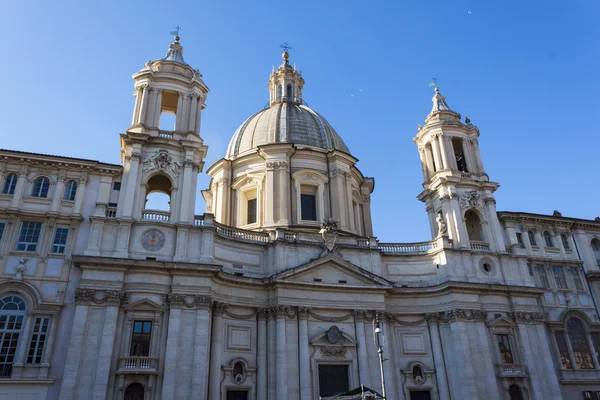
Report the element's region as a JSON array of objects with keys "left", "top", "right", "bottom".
[{"left": 0, "top": 36, "right": 600, "bottom": 400}]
